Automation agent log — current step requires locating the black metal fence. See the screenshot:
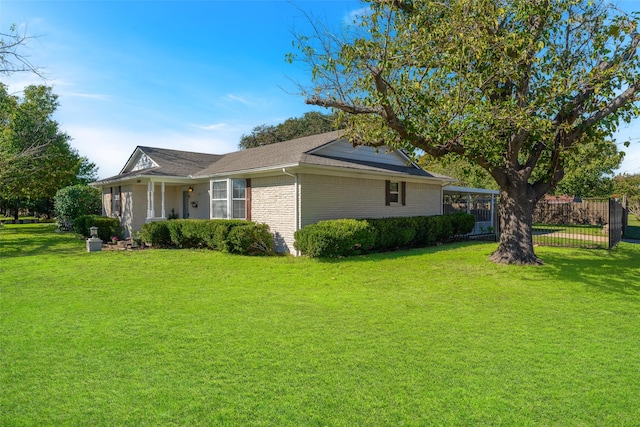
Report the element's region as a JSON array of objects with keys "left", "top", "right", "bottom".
[{"left": 532, "top": 198, "right": 625, "bottom": 249}]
